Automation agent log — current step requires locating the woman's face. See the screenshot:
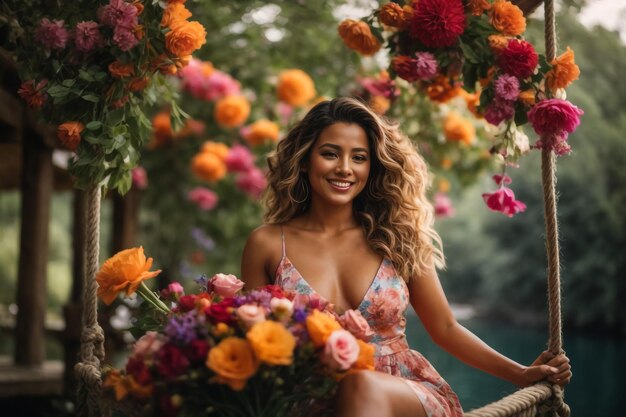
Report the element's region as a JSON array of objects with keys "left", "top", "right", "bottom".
[{"left": 304, "top": 122, "right": 371, "bottom": 208}]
